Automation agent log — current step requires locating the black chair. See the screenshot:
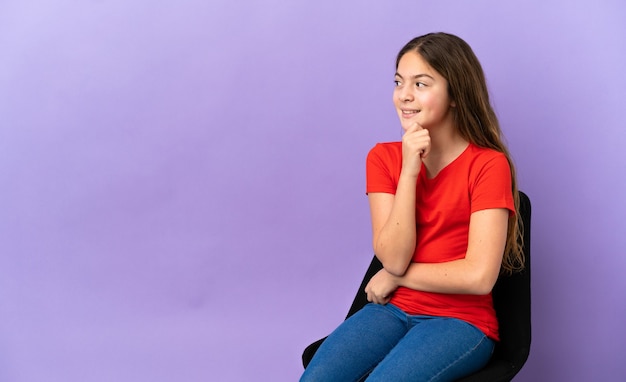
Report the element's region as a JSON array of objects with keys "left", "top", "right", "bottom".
[{"left": 302, "top": 192, "right": 532, "bottom": 382}]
